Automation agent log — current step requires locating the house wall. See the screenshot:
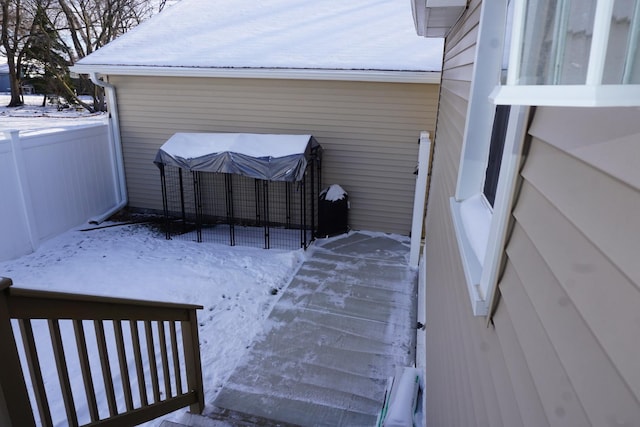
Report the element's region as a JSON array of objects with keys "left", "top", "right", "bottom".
[
  {"left": 423, "top": 0, "right": 640, "bottom": 425},
  {"left": 0, "top": 73, "right": 10, "bottom": 92},
  {"left": 108, "top": 75, "right": 439, "bottom": 235},
  {"left": 423, "top": 2, "right": 515, "bottom": 426},
  {"left": 506, "top": 106, "right": 640, "bottom": 425},
  {"left": 0, "top": 64, "right": 10, "bottom": 92}
]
